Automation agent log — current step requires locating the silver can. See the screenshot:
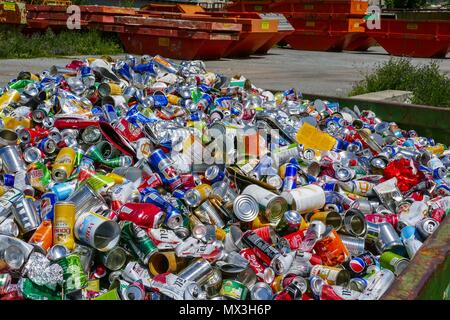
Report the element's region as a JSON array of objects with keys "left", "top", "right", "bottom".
[
  {"left": 178, "top": 258, "right": 214, "bottom": 286},
  {"left": 416, "top": 218, "right": 439, "bottom": 240},
  {"left": 66, "top": 184, "right": 107, "bottom": 217},
  {"left": 376, "top": 222, "right": 403, "bottom": 252},
  {"left": 12, "top": 196, "right": 41, "bottom": 235},
  {"left": 0, "top": 146, "right": 26, "bottom": 173},
  {"left": 233, "top": 194, "right": 259, "bottom": 222},
  {"left": 340, "top": 209, "right": 367, "bottom": 237},
  {"left": 198, "top": 200, "right": 225, "bottom": 228},
  {"left": 339, "top": 235, "right": 366, "bottom": 256}
]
